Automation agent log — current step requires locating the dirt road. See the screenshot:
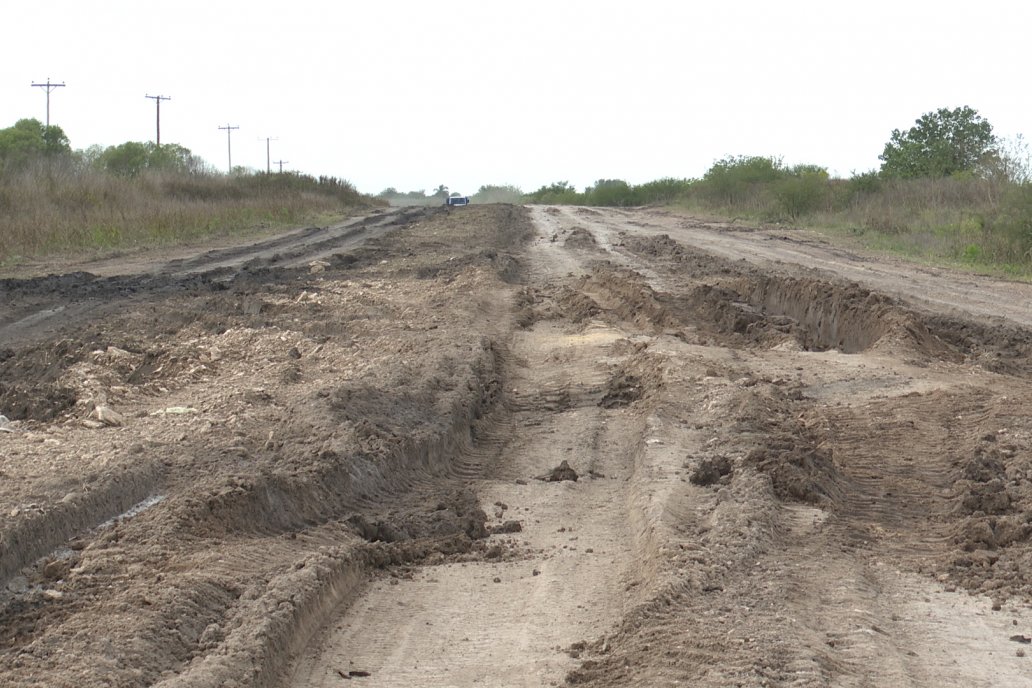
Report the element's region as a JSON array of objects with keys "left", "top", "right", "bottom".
[{"left": 2, "top": 205, "right": 1031, "bottom": 687}]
